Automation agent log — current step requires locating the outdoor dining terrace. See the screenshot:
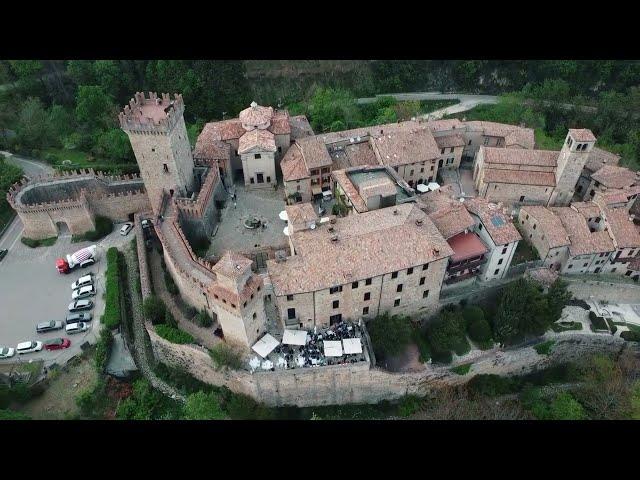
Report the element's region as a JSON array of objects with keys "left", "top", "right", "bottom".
[{"left": 249, "top": 320, "right": 370, "bottom": 373}]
